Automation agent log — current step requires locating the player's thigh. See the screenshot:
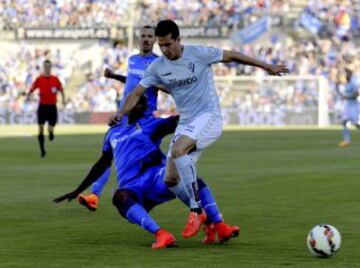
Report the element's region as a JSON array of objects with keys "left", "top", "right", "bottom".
[
  {"left": 37, "top": 105, "right": 47, "bottom": 125},
  {"left": 146, "top": 167, "right": 175, "bottom": 209},
  {"left": 48, "top": 105, "right": 58, "bottom": 127},
  {"left": 168, "top": 112, "right": 222, "bottom": 151},
  {"left": 195, "top": 113, "right": 223, "bottom": 150}
]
